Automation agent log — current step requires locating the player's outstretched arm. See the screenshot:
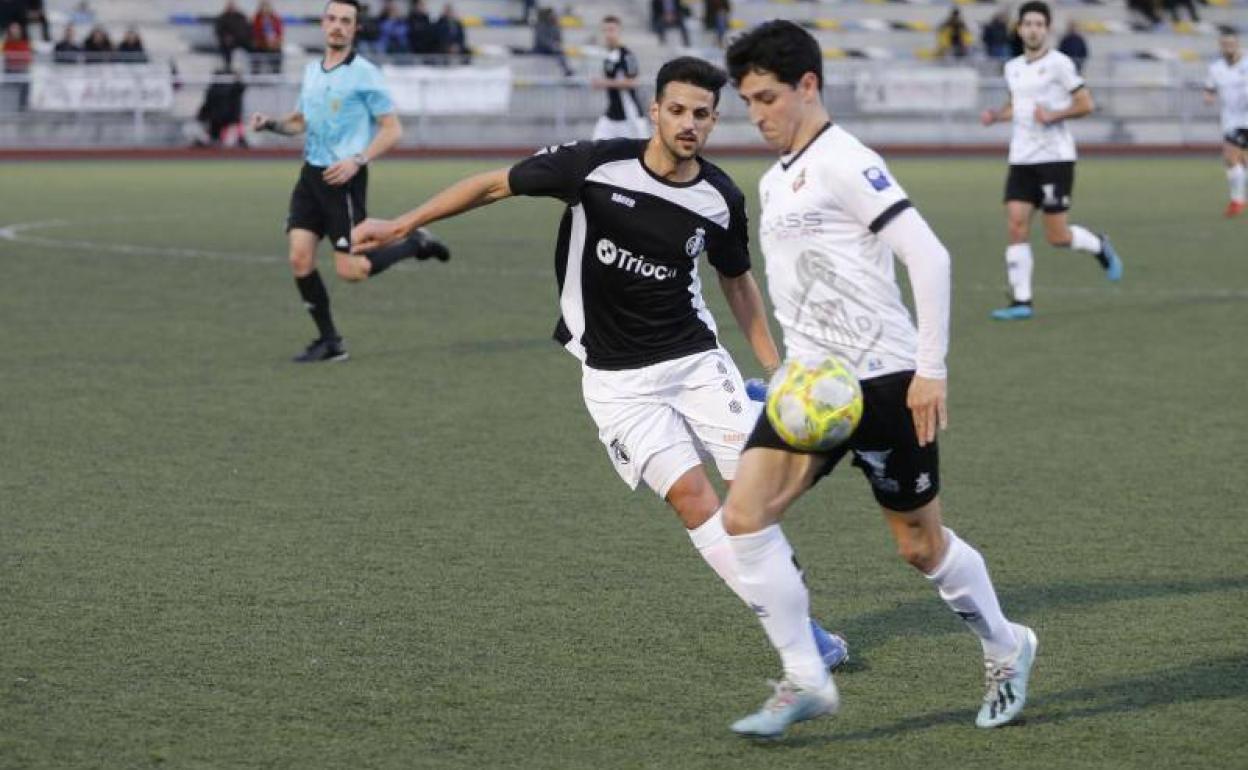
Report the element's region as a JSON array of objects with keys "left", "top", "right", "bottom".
[
  {"left": 877, "top": 207, "right": 951, "bottom": 446},
  {"left": 351, "top": 167, "right": 513, "bottom": 252},
  {"left": 718, "top": 271, "right": 781, "bottom": 375},
  {"left": 249, "top": 111, "right": 306, "bottom": 136}
]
